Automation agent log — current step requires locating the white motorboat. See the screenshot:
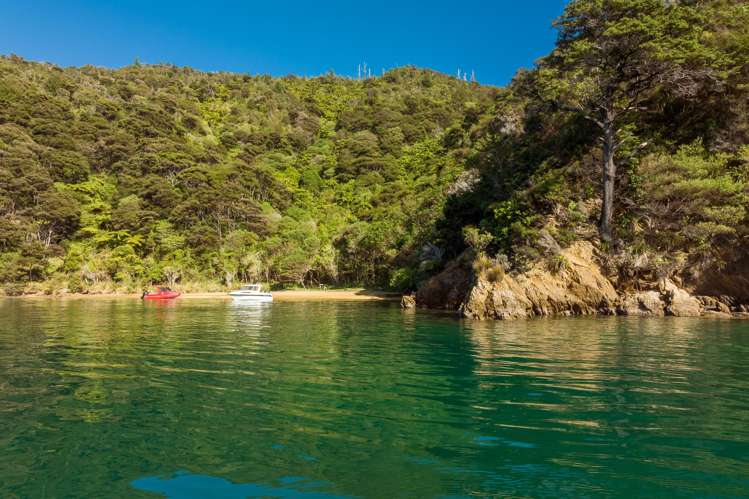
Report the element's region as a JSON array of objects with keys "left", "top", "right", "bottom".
[{"left": 229, "top": 284, "right": 273, "bottom": 302}]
